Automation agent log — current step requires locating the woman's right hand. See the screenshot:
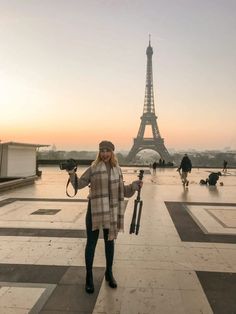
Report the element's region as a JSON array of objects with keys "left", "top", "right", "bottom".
[{"left": 131, "top": 180, "right": 143, "bottom": 191}]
